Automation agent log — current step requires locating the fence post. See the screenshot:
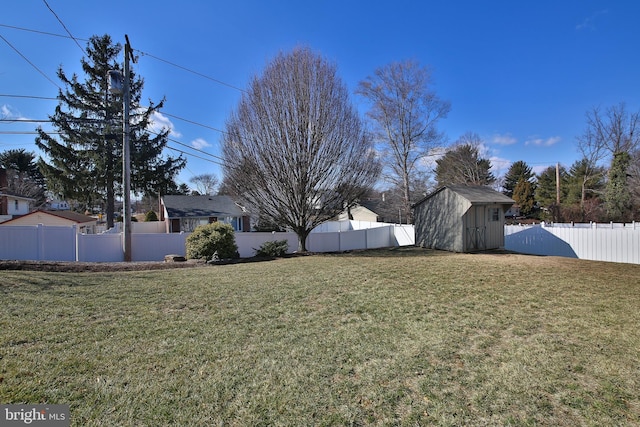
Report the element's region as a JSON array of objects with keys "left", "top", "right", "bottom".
[
  {"left": 74, "top": 225, "right": 80, "bottom": 261},
  {"left": 37, "top": 223, "right": 44, "bottom": 261}
]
